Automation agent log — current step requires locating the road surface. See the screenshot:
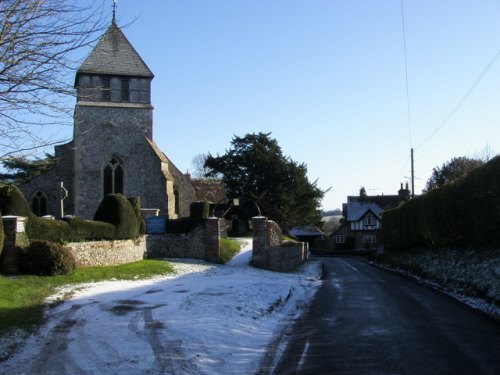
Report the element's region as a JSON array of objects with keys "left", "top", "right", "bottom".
[{"left": 263, "top": 256, "right": 500, "bottom": 375}]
